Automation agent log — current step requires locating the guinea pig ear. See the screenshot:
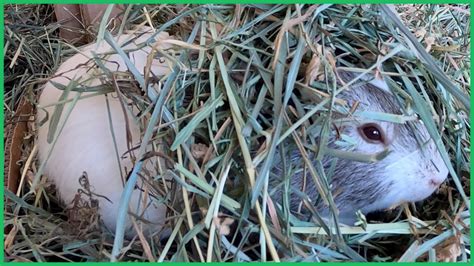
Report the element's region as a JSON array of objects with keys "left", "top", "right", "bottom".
[
  {"left": 366, "top": 76, "right": 391, "bottom": 93},
  {"left": 337, "top": 70, "right": 392, "bottom": 93},
  {"left": 354, "top": 72, "right": 394, "bottom": 95}
]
